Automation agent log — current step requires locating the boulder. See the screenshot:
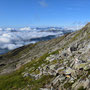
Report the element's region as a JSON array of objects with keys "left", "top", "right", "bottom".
[
  {"left": 23, "top": 73, "right": 30, "bottom": 77},
  {"left": 65, "top": 68, "right": 75, "bottom": 75},
  {"left": 72, "top": 78, "right": 90, "bottom": 90}
]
